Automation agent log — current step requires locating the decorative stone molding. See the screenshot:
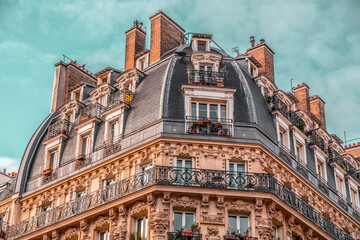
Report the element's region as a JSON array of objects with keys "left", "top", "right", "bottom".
[
  {"left": 61, "top": 227, "right": 79, "bottom": 240},
  {"left": 216, "top": 195, "right": 224, "bottom": 215},
  {"left": 147, "top": 193, "right": 157, "bottom": 209},
  {"left": 286, "top": 216, "right": 305, "bottom": 239},
  {"left": 43, "top": 234, "right": 50, "bottom": 240},
  {"left": 93, "top": 215, "right": 109, "bottom": 230},
  {"left": 162, "top": 192, "right": 171, "bottom": 212},
  {"left": 118, "top": 205, "right": 128, "bottom": 240},
  {"left": 80, "top": 220, "right": 90, "bottom": 240},
  {"left": 52, "top": 230, "right": 60, "bottom": 240},
  {"left": 205, "top": 226, "right": 221, "bottom": 240},
  {"left": 201, "top": 194, "right": 209, "bottom": 214},
  {"left": 255, "top": 217, "right": 273, "bottom": 239},
  {"left": 149, "top": 211, "right": 170, "bottom": 235},
  {"left": 200, "top": 214, "right": 224, "bottom": 225},
  {"left": 109, "top": 208, "right": 118, "bottom": 226},
  {"left": 190, "top": 52, "right": 223, "bottom": 71},
  {"left": 226, "top": 200, "right": 254, "bottom": 213},
  {"left": 129, "top": 201, "right": 148, "bottom": 216},
  {"left": 172, "top": 195, "right": 198, "bottom": 210}
]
